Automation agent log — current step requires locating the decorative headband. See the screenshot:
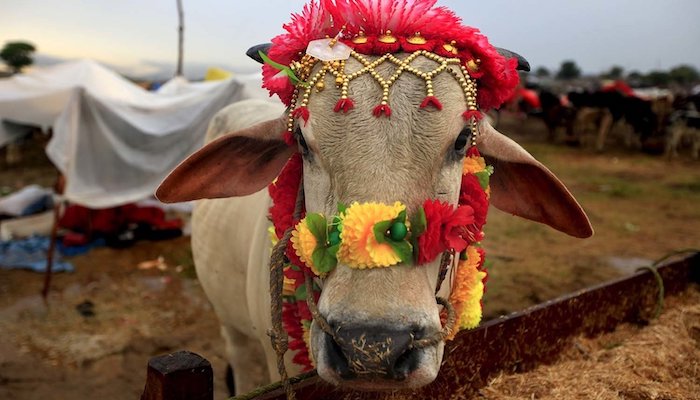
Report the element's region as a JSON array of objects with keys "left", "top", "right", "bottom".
[{"left": 260, "top": 0, "right": 522, "bottom": 134}]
